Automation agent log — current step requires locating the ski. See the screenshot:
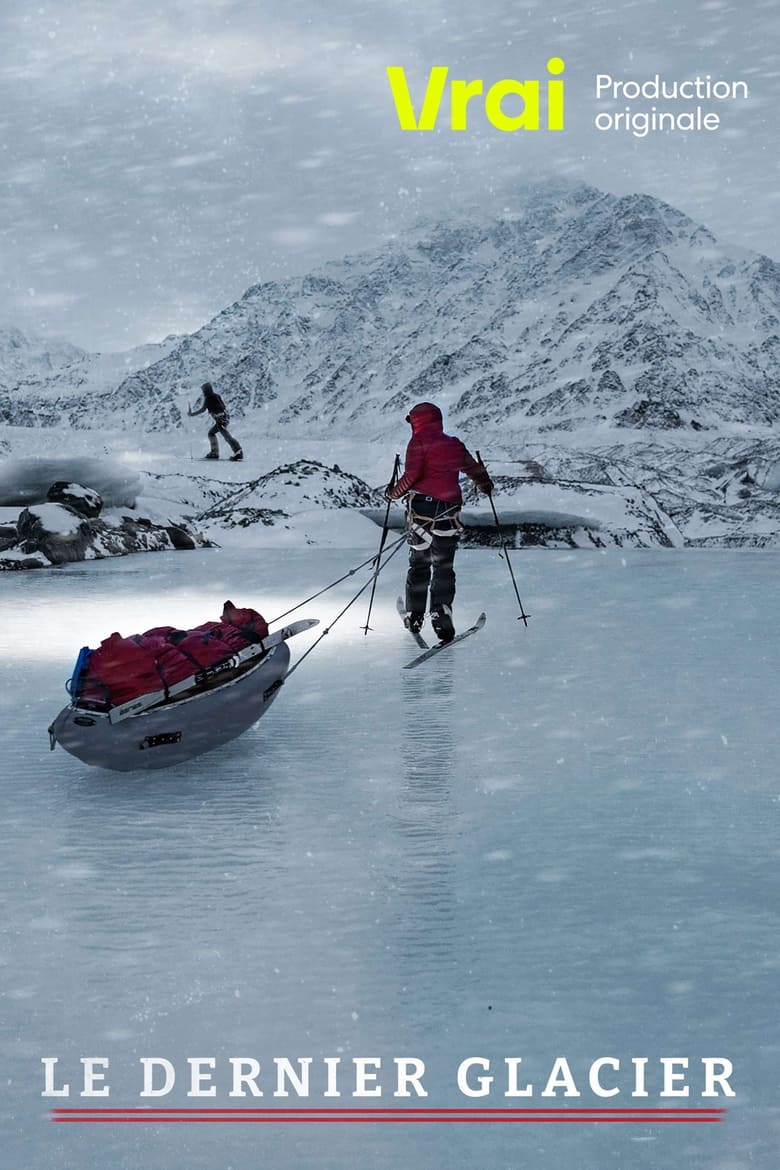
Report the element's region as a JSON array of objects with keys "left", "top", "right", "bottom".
[
  {"left": 403, "top": 612, "right": 486, "bottom": 669},
  {"left": 396, "top": 596, "right": 428, "bottom": 650}
]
